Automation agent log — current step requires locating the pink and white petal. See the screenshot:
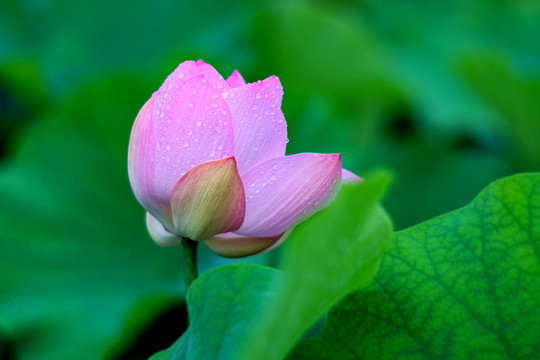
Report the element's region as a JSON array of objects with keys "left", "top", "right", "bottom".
[
  {"left": 151, "top": 75, "right": 235, "bottom": 204},
  {"left": 342, "top": 169, "right": 363, "bottom": 184},
  {"left": 226, "top": 70, "right": 245, "bottom": 88},
  {"left": 236, "top": 153, "right": 342, "bottom": 237},
  {"left": 204, "top": 232, "right": 285, "bottom": 258},
  {"left": 159, "top": 60, "right": 228, "bottom": 95},
  {"left": 255, "top": 228, "right": 293, "bottom": 255},
  {"left": 261, "top": 75, "right": 284, "bottom": 107},
  {"left": 128, "top": 94, "right": 171, "bottom": 227},
  {"left": 225, "top": 76, "right": 288, "bottom": 174},
  {"left": 146, "top": 212, "right": 182, "bottom": 247}
]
